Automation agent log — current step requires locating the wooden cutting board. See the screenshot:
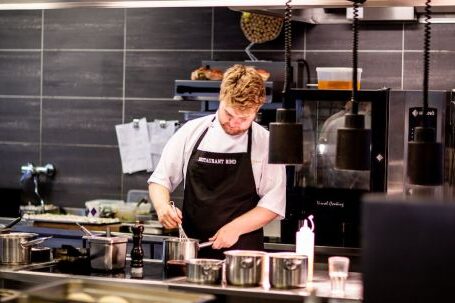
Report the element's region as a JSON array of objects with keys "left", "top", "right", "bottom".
[{"left": 33, "top": 221, "right": 121, "bottom": 232}]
